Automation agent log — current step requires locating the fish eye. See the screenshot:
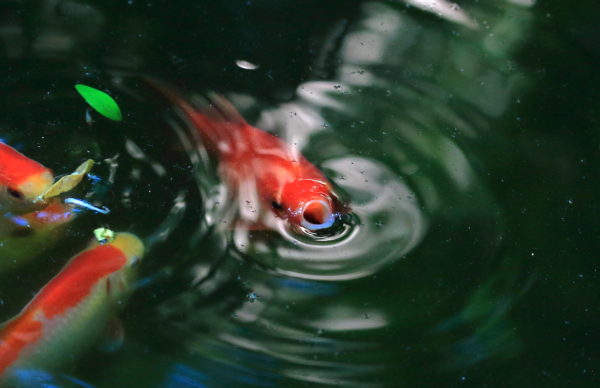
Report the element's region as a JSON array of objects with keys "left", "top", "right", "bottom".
[
  {"left": 271, "top": 201, "right": 283, "bottom": 211},
  {"left": 6, "top": 187, "right": 24, "bottom": 200}
]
